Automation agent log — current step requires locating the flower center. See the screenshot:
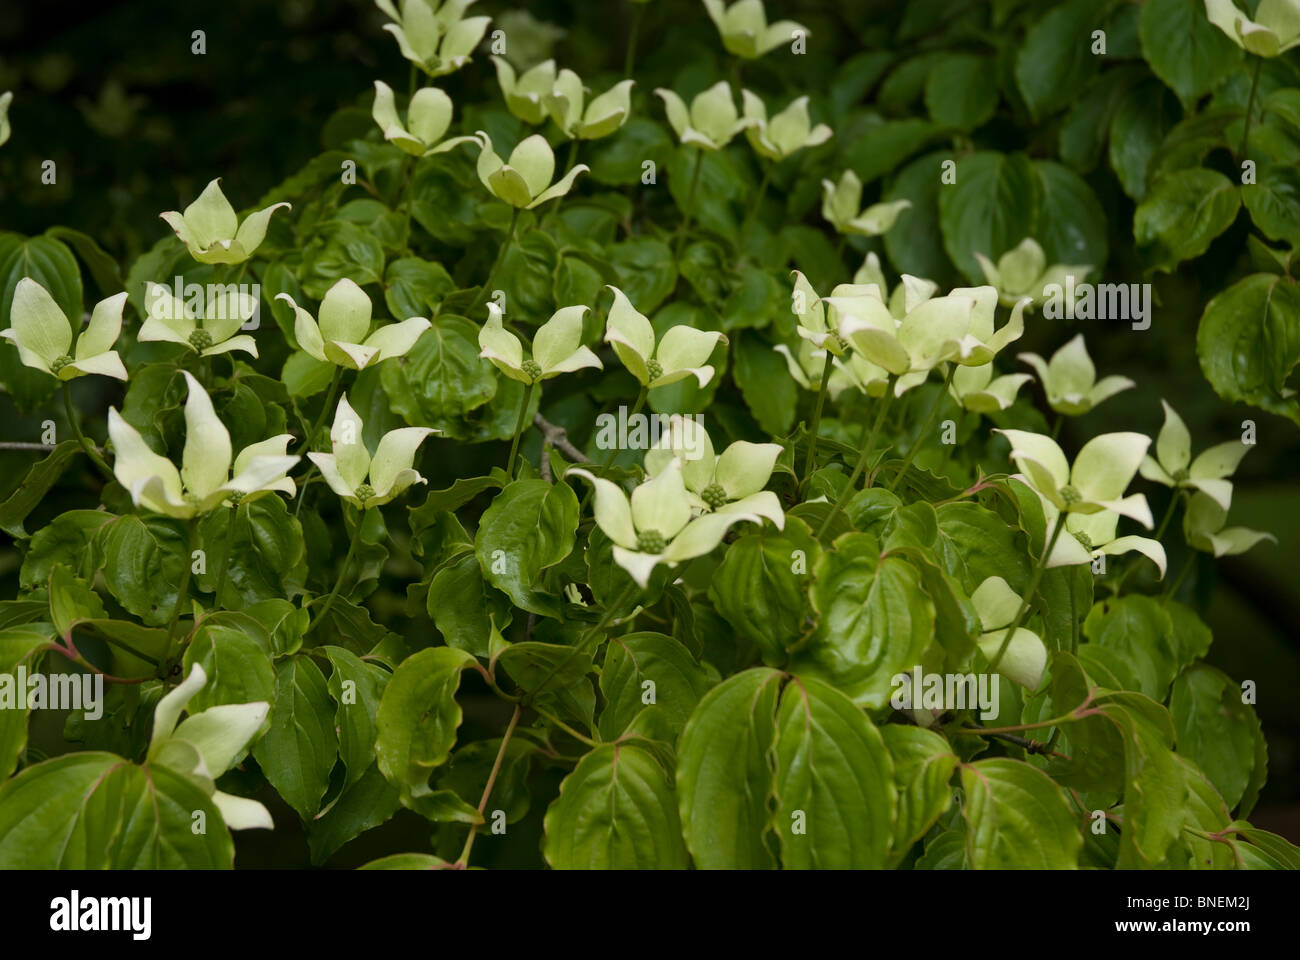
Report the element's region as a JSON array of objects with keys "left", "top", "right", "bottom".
[
  {"left": 1075, "top": 531, "right": 1094, "bottom": 551},
  {"left": 701, "top": 482, "right": 728, "bottom": 509},
  {"left": 1058, "top": 484, "right": 1082, "bottom": 506},
  {"left": 636, "top": 529, "right": 666, "bottom": 554},
  {"left": 189, "top": 329, "right": 214, "bottom": 351},
  {"left": 521, "top": 359, "right": 543, "bottom": 382},
  {"left": 227, "top": 490, "right": 245, "bottom": 506},
  {"left": 1173, "top": 467, "right": 1190, "bottom": 483},
  {"left": 50, "top": 354, "right": 74, "bottom": 373},
  {"left": 646, "top": 358, "right": 663, "bottom": 382},
  {"left": 355, "top": 483, "right": 376, "bottom": 503}
]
